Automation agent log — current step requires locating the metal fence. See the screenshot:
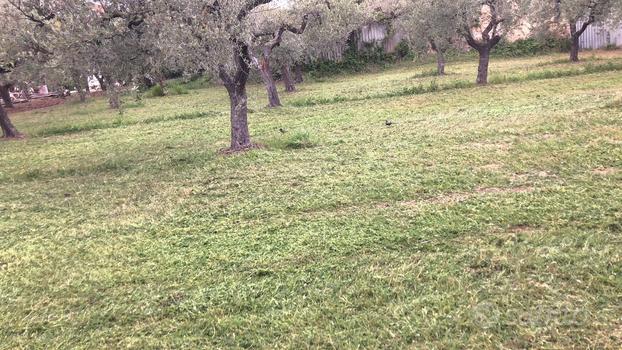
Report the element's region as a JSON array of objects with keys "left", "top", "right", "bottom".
[
  {"left": 315, "top": 23, "right": 403, "bottom": 61},
  {"left": 579, "top": 23, "right": 622, "bottom": 49}
]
